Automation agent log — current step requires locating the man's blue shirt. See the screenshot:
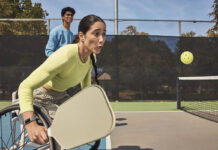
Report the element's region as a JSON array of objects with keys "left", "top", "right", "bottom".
[{"left": 45, "top": 25, "right": 74, "bottom": 57}]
